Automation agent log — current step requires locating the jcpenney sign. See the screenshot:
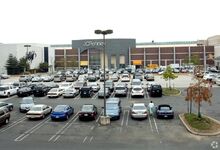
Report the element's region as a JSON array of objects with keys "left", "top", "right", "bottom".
[{"left": 83, "top": 41, "right": 104, "bottom": 47}]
